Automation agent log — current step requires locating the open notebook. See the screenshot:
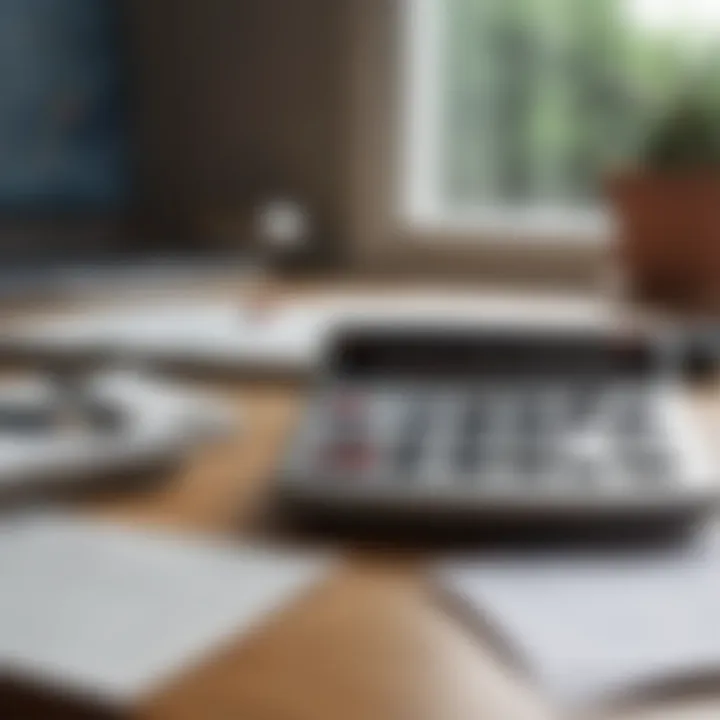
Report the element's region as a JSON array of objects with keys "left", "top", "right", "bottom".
[
  {"left": 0, "top": 515, "right": 332, "bottom": 707},
  {"left": 435, "top": 526, "right": 720, "bottom": 709}
]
